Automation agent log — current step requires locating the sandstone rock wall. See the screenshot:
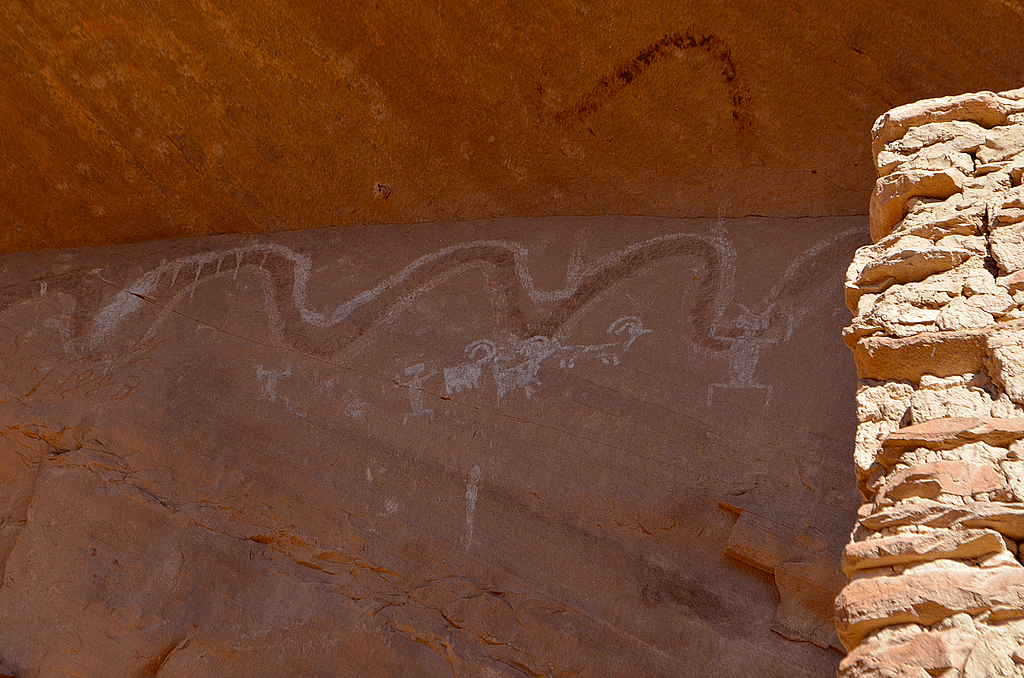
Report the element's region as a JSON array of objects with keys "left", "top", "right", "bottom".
[
  {"left": 0, "top": 216, "right": 863, "bottom": 676},
  {"left": 838, "top": 88, "right": 1024, "bottom": 677}
]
